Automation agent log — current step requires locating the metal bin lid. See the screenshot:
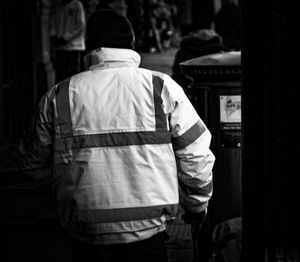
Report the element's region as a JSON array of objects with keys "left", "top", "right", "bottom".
[{"left": 180, "top": 51, "right": 241, "bottom": 82}]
